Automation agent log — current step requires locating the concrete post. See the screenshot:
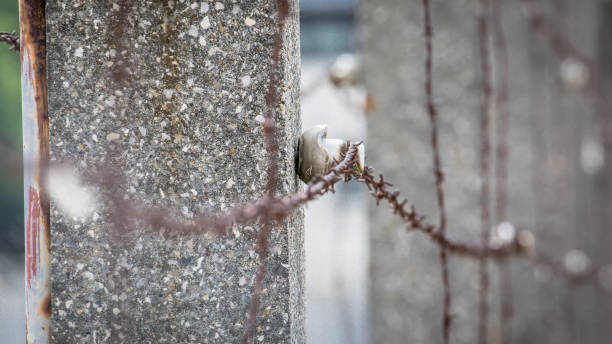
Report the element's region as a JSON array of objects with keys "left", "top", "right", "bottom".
[
  {"left": 361, "top": 0, "right": 608, "bottom": 343},
  {"left": 45, "top": 0, "right": 303, "bottom": 342},
  {"left": 361, "top": 1, "right": 485, "bottom": 341}
]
